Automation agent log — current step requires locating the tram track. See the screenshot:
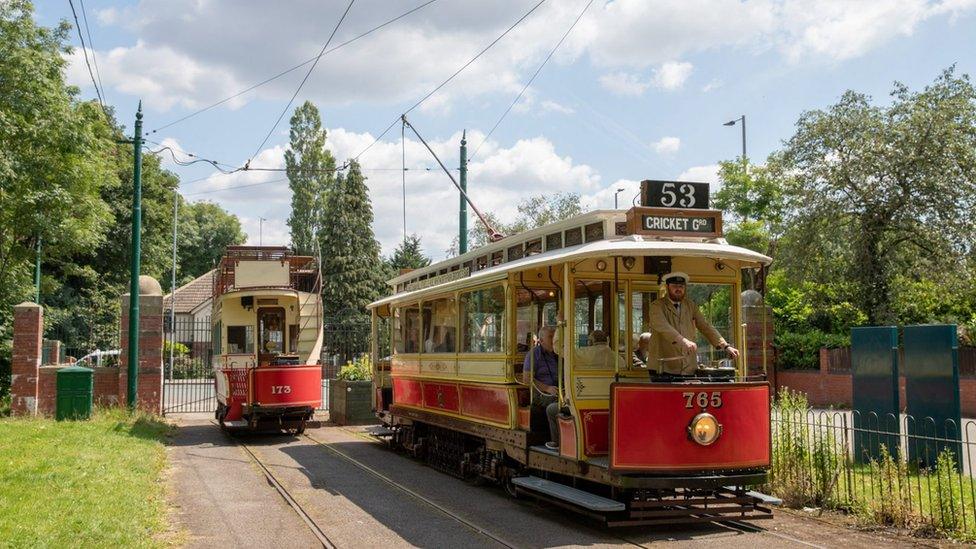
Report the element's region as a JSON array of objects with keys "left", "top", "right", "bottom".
[
  {"left": 323, "top": 426, "right": 812, "bottom": 548},
  {"left": 221, "top": 421, "right": 822, "bottom": 548}
]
